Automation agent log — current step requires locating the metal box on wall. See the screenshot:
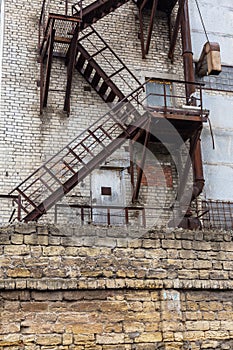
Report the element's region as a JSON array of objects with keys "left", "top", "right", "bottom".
[{"left": 196, "top": 42, "right": 221, "bottom": 77}]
